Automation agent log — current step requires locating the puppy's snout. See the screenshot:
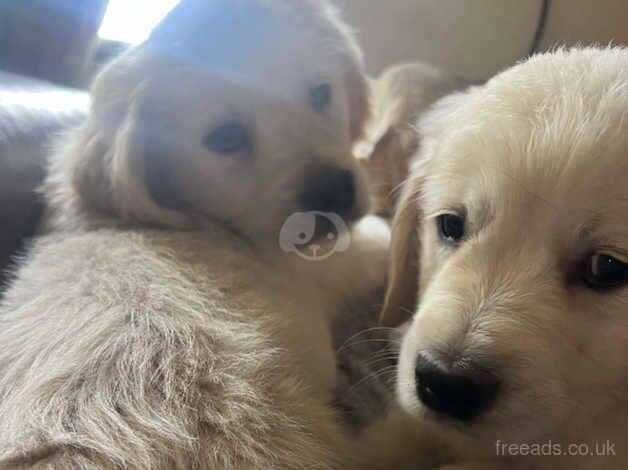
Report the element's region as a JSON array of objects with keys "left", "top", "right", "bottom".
[
  {"left": 299, "top": 166, "right": 355, "bottom": 219},
  {"left": 414, "top": 354, "right": 499, "bottom": 421}
]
